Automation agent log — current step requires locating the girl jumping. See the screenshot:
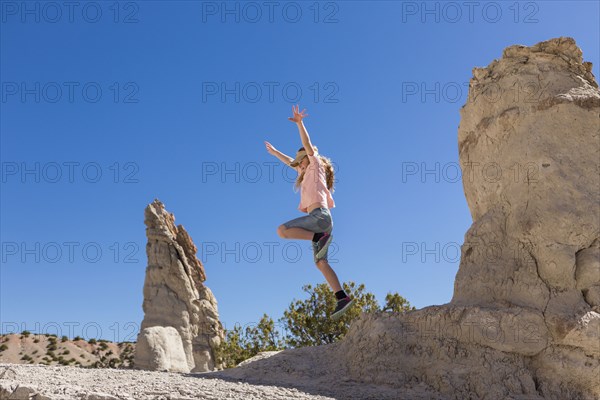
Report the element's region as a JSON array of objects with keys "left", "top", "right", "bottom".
[{"left": 264, "top": 105, "right": 354, "bottom": 320}]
